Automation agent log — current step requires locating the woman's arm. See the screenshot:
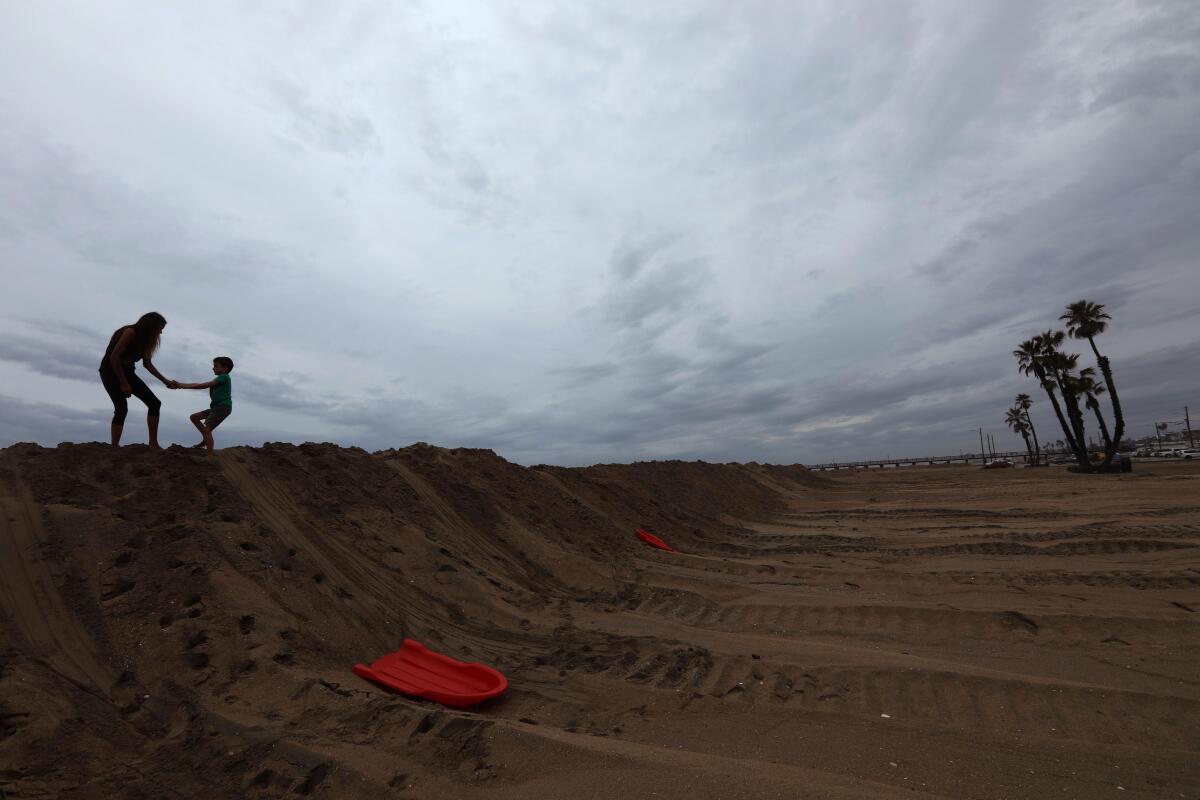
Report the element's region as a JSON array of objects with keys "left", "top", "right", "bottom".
[
  {"left": 108, "top": 328, "right": 135, "bottom": 393},
  {"left": 142, "top": 357, "right": 173, "bottom": 386}
]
